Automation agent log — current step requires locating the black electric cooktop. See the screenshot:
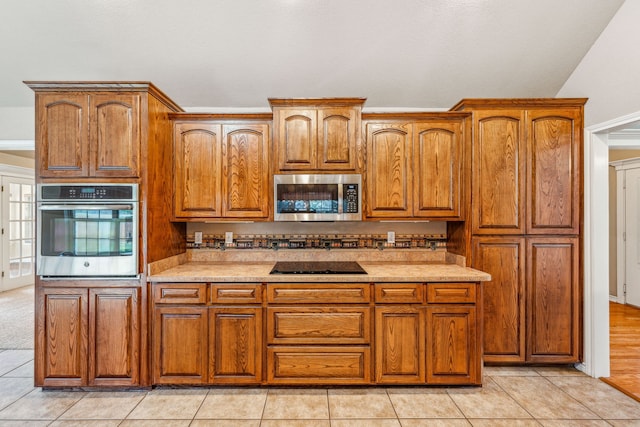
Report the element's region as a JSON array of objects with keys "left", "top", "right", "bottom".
[{"left": 269, "top": 261, "right": 367, "bottom": 275}]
